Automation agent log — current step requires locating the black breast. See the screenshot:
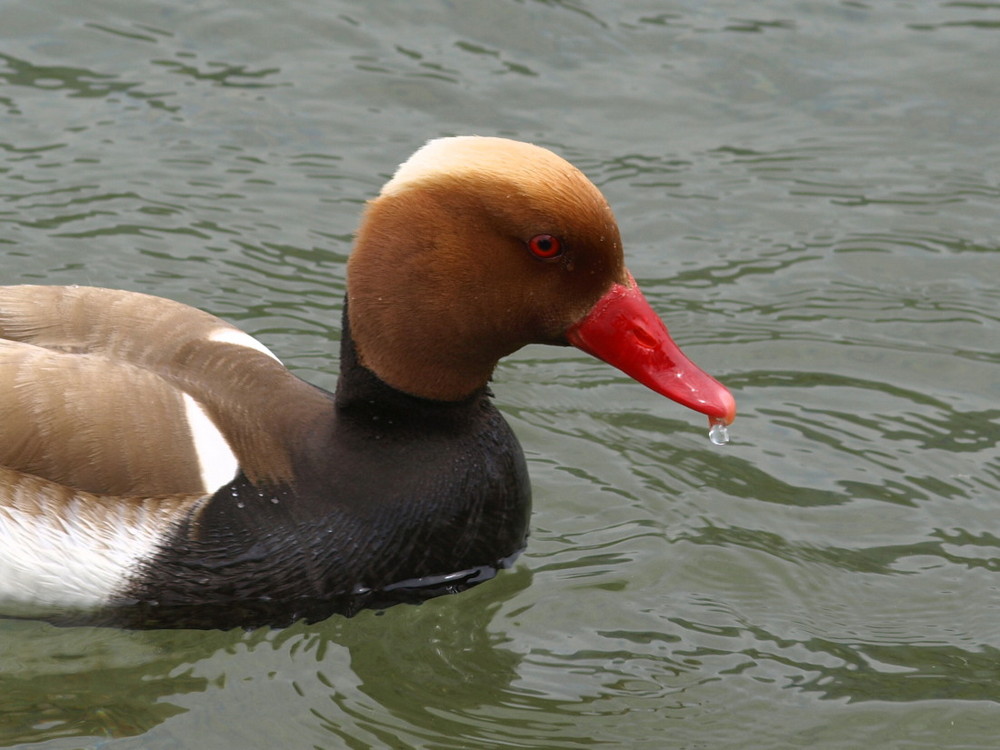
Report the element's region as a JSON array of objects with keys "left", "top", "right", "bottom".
[{"left": 112, "top": 318, "right": 532, "bottom": 629}]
